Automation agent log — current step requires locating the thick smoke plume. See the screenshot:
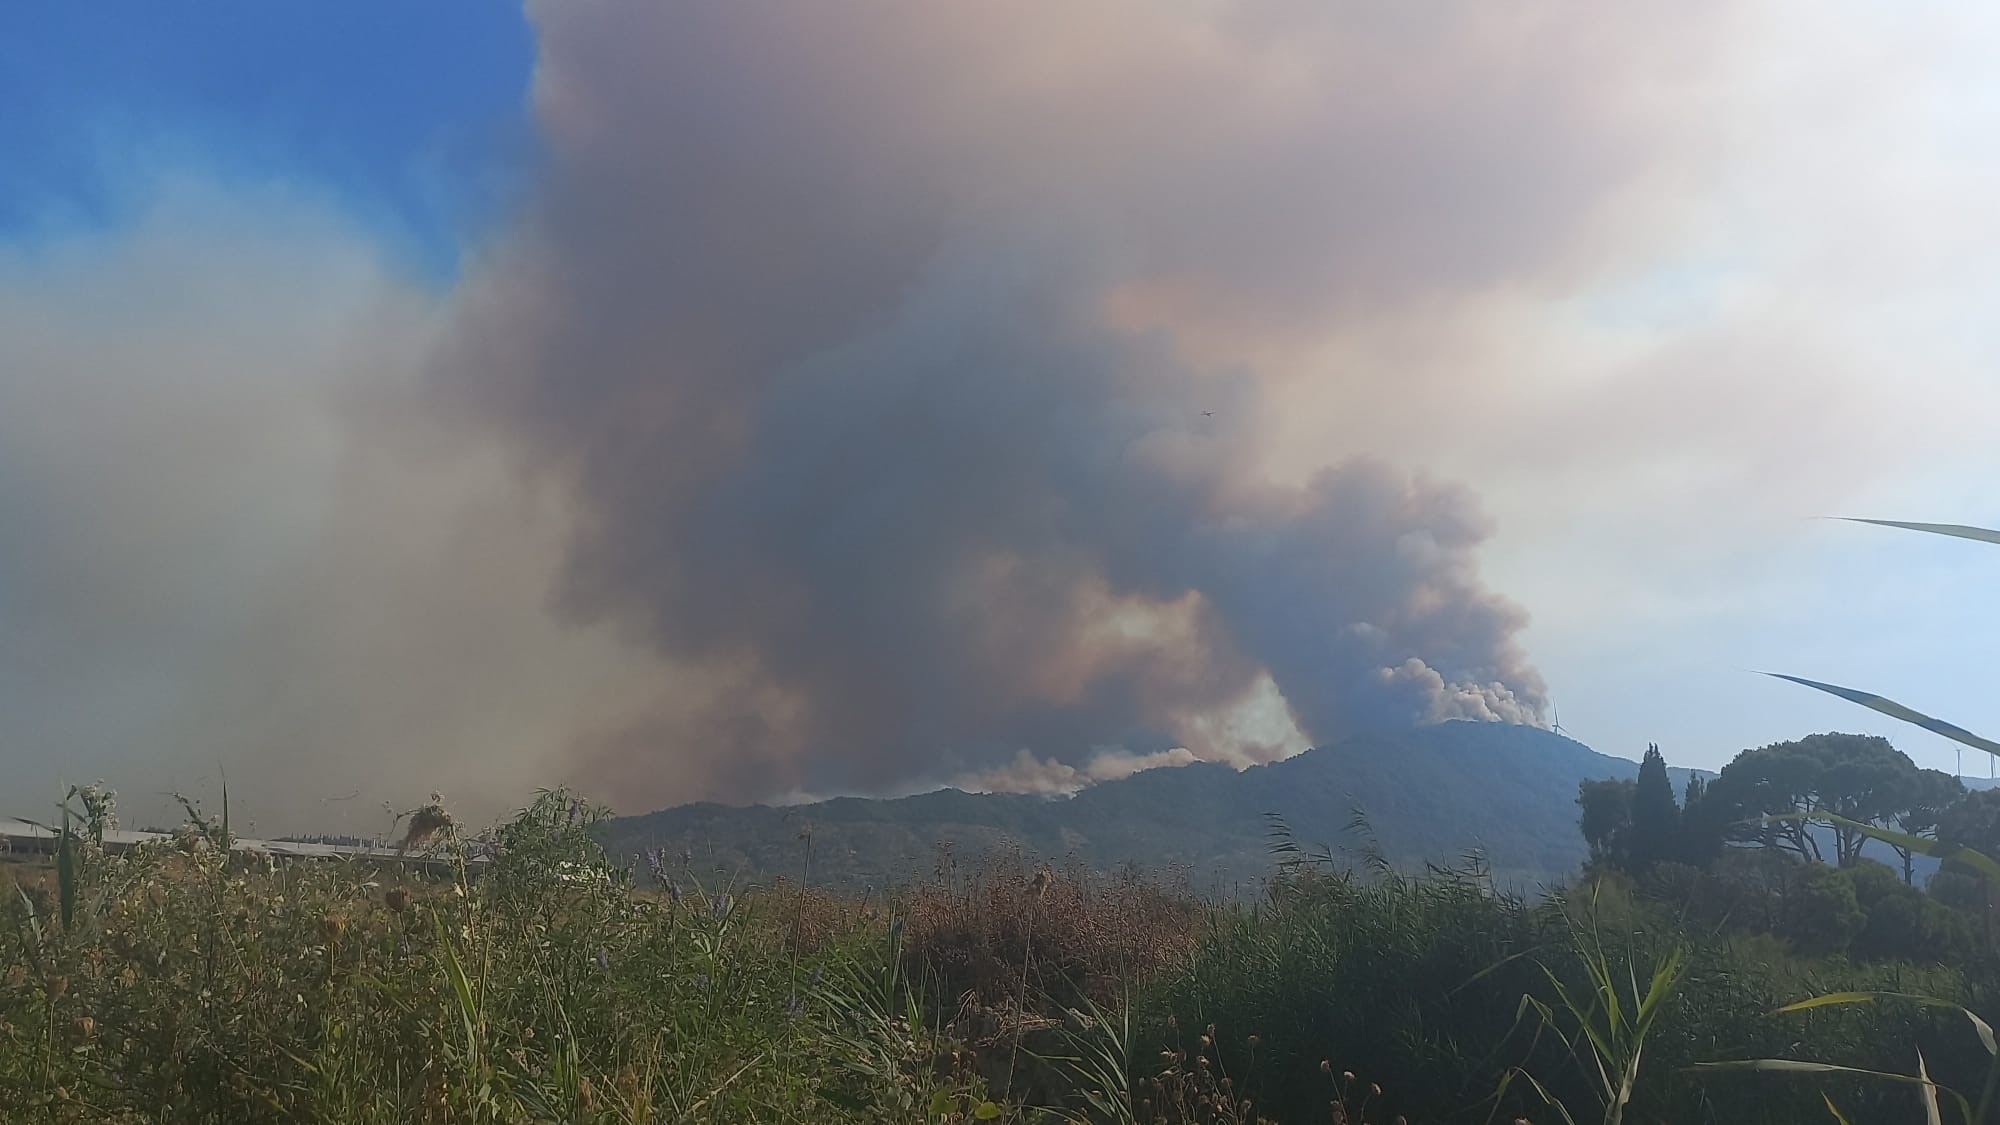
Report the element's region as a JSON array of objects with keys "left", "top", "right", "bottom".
[
  {"left": 435, "top": 0, "right": 1579, "bottom": 806},
  {"left": 16, "top": 2, "right": 2000, "bottom": 826}
]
